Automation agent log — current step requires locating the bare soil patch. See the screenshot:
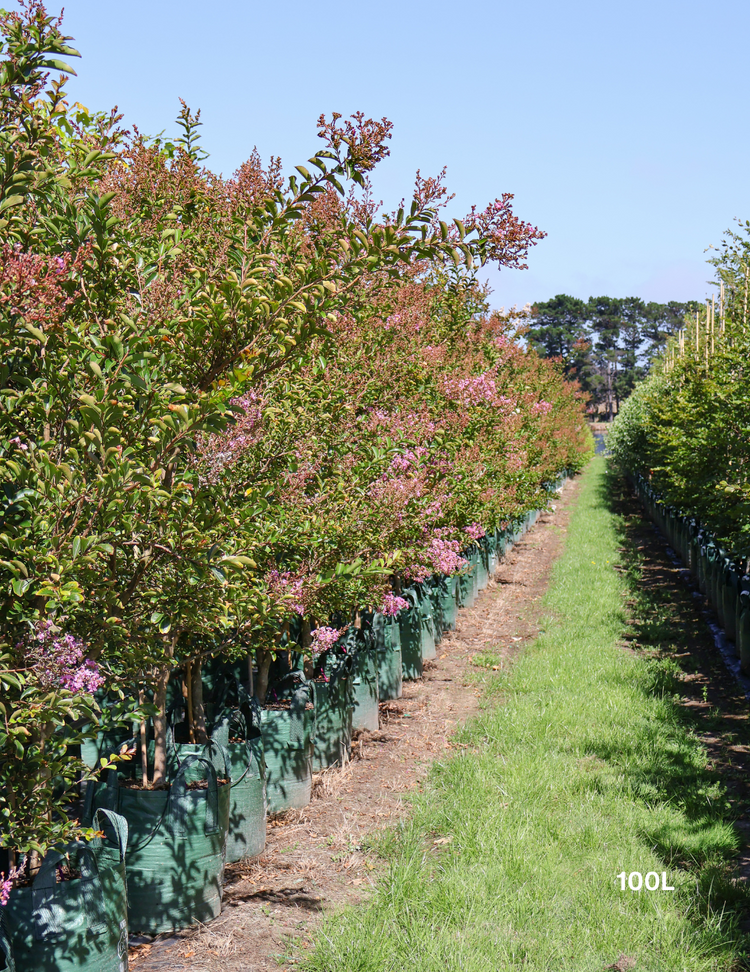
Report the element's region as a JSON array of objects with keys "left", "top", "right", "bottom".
[{"left": 129, "top": 476, "right": 581, "bottom": 972}]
